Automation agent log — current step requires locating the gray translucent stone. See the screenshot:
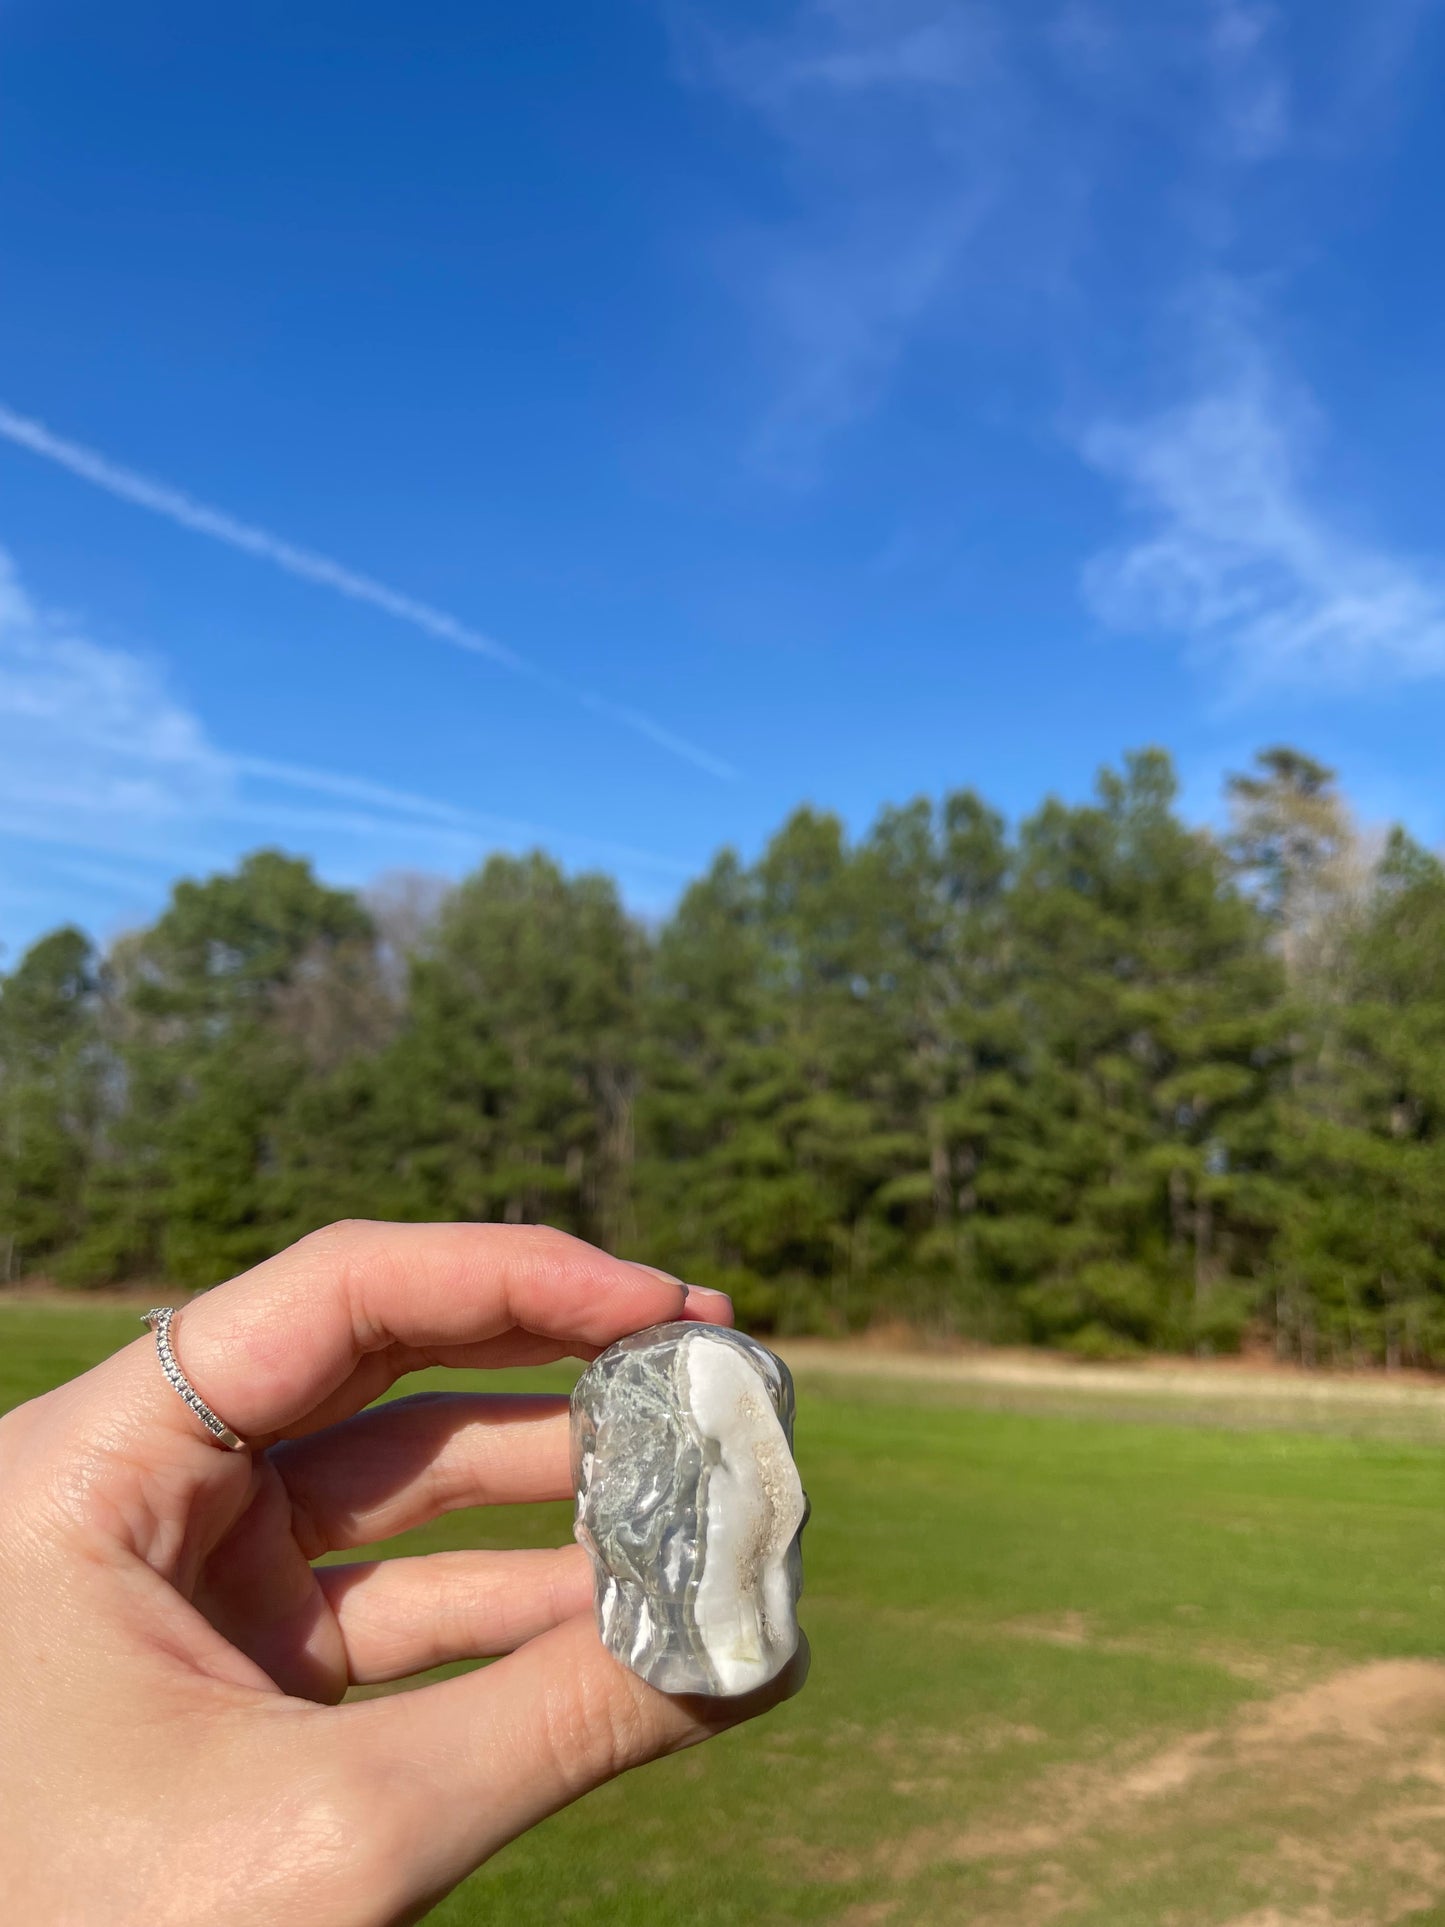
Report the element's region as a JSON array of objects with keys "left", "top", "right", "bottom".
[{"left": 571, "top": 1321, "right": 807, "bottom": 1697}]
